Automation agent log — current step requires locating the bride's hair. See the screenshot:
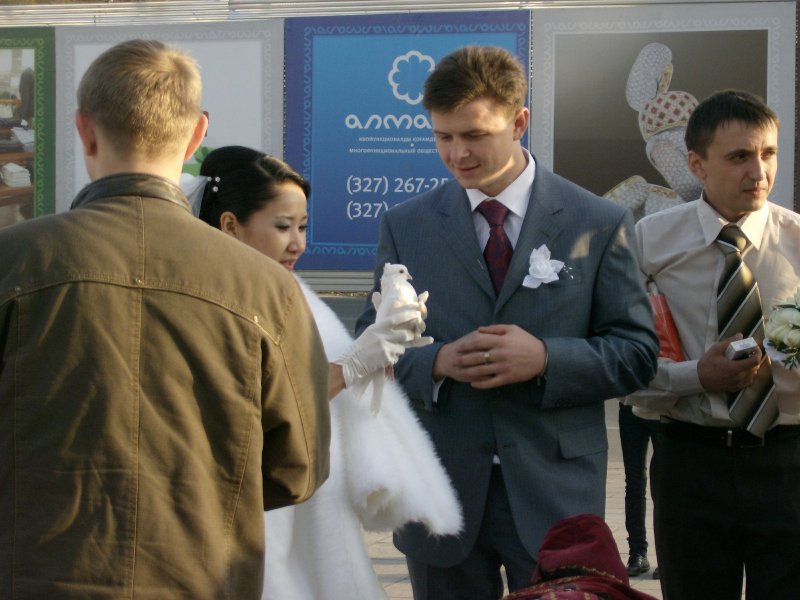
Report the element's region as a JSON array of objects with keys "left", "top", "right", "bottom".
[{"left": 197, "top": 145, "right": 310, "bottom": 229}]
